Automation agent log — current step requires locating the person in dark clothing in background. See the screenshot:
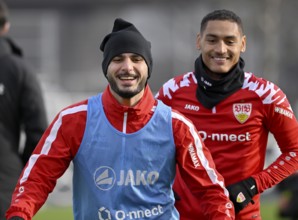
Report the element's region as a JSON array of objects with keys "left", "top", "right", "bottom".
[{"left": 0, "top": 1, "right": 48, "bottom": 219}]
